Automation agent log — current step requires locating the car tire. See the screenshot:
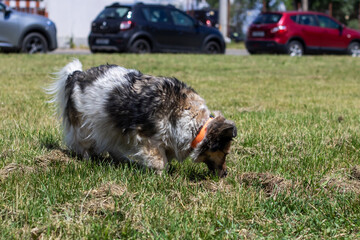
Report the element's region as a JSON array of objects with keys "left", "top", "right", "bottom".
[
  {"left": 287, "top": 40, "right": 304, "bottom": 56},
  {"left": 347, "top": 42, "right": 360, "bottom": 56},
  {"left": 203, "top": 41, "right": 221, "bottom": 54},
  {"left": 90, "top": 47, "right": 98, "bottom": 53},
  {"left": 21, "top": 32, "right": 48, "bottom": 54},
  {"left": 247, "top": 49, "right": 258, "bottom": 54},
  {"left": 130, "top": 39, "right": 151, "bottom": 53}
]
